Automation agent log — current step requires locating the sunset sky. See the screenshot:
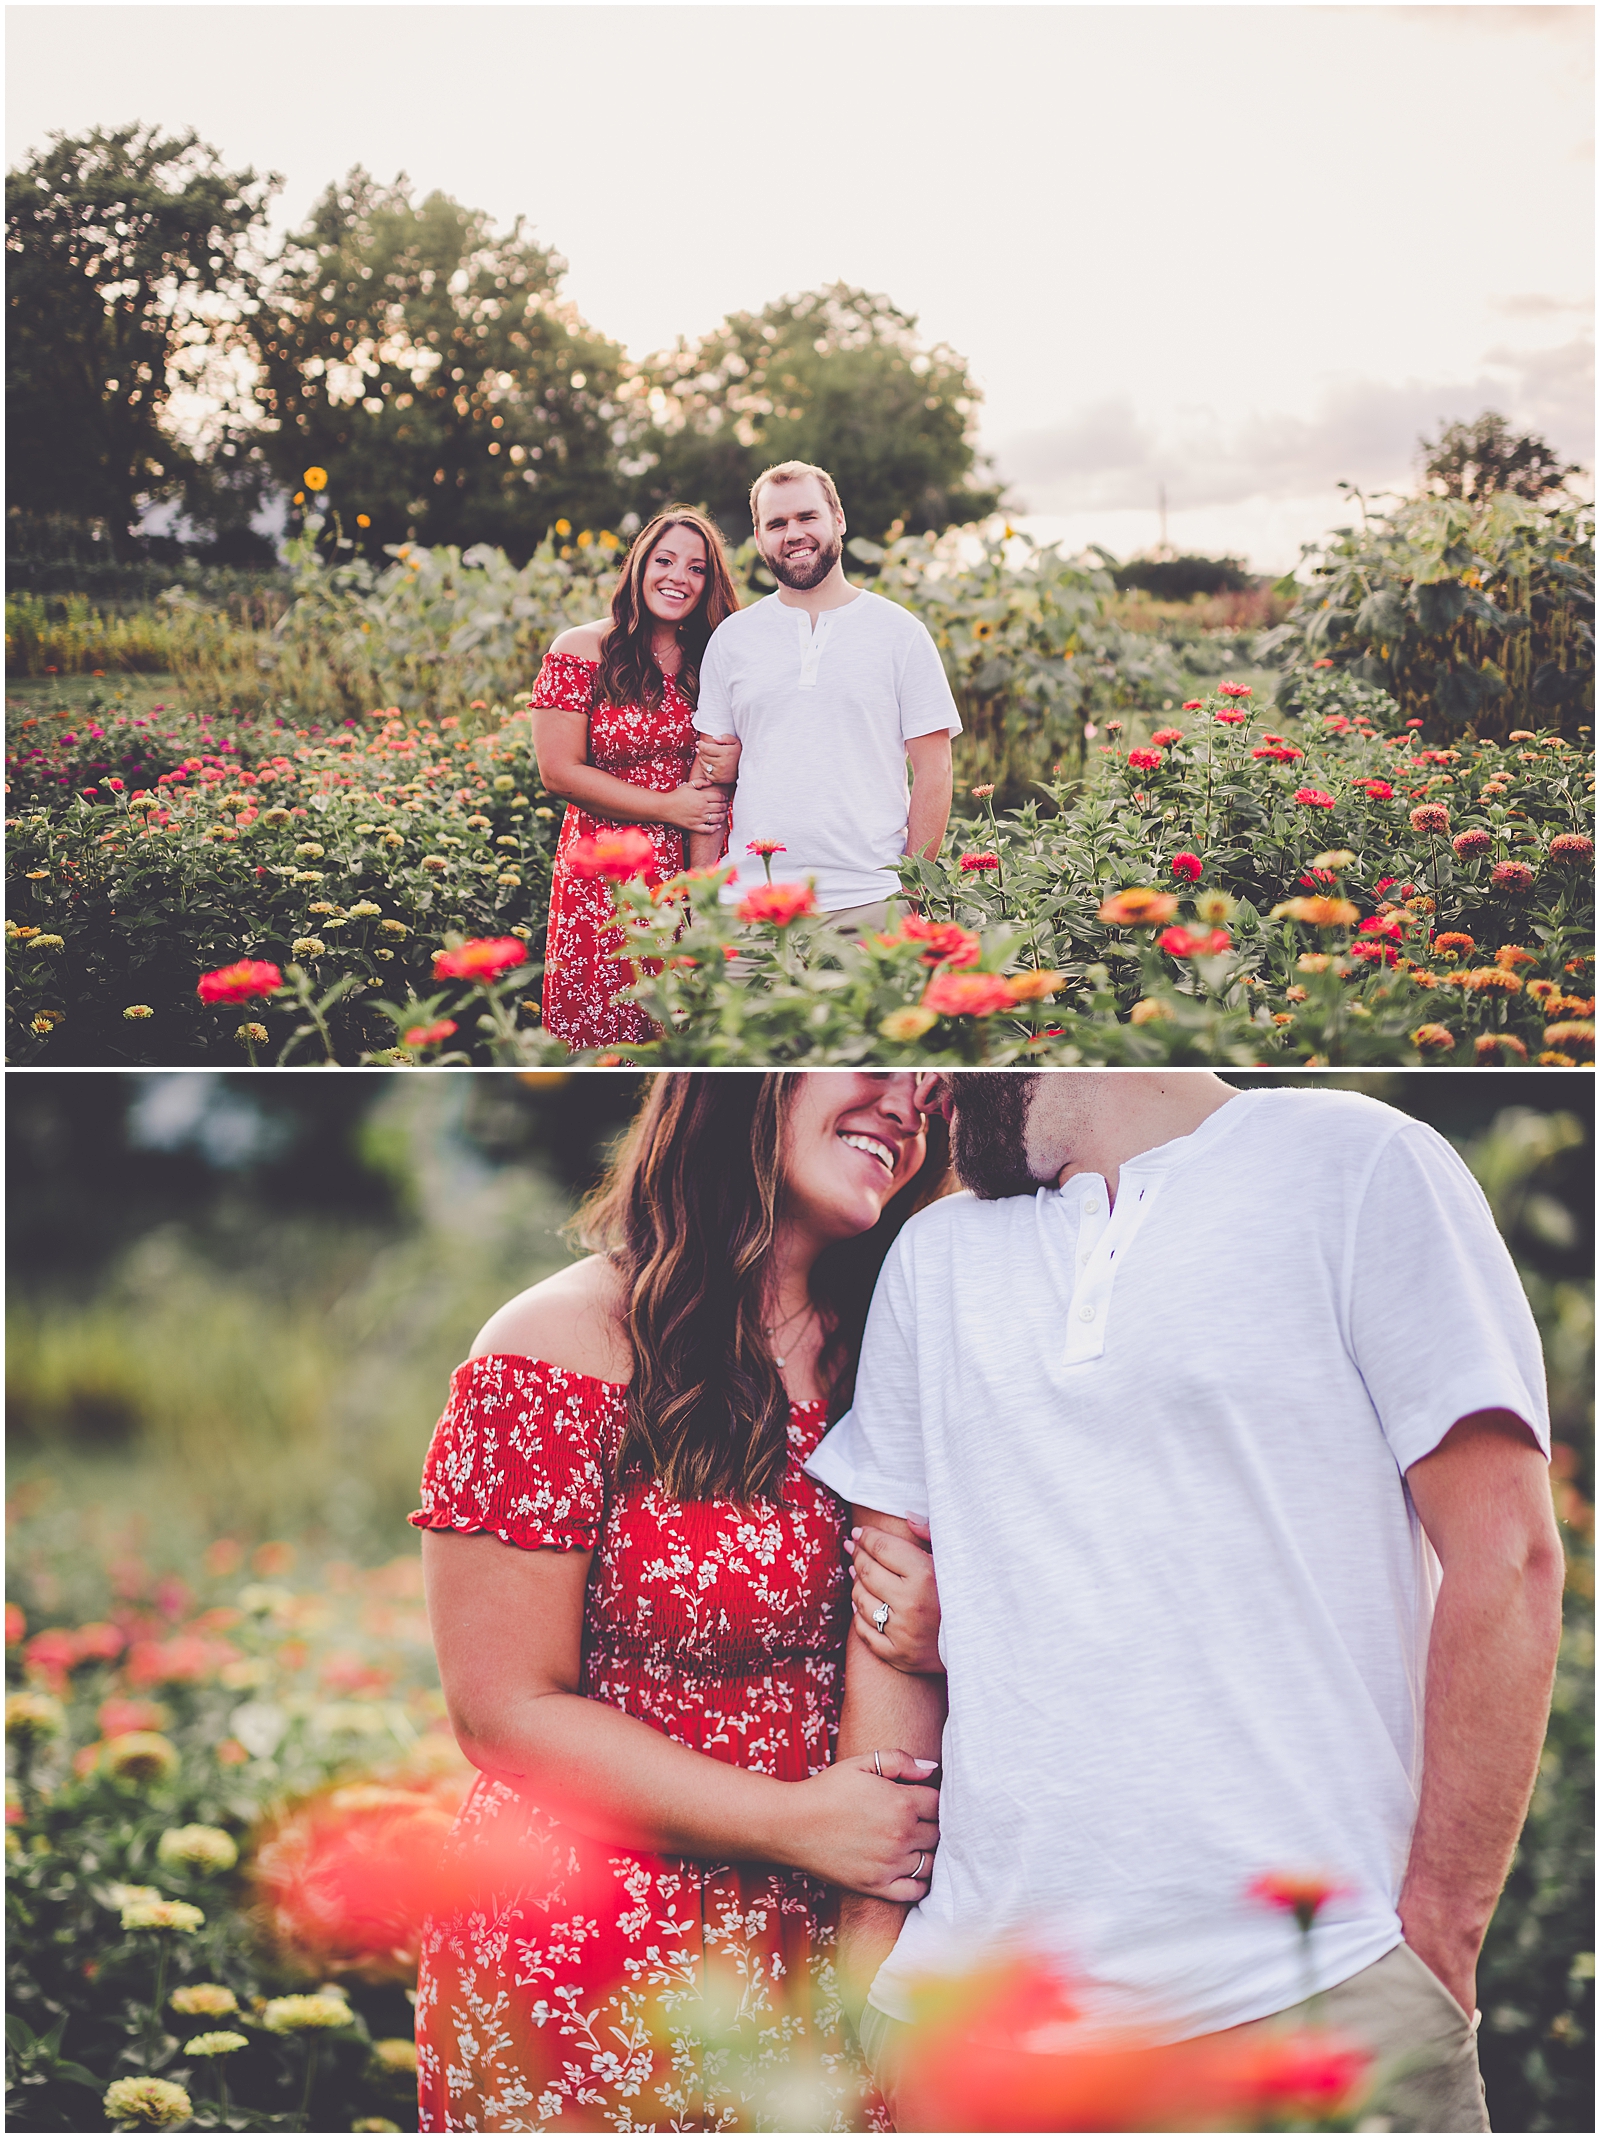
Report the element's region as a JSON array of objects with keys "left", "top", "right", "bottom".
[{"left": 8, "top": 3, "right": 1594, "bottom": 569}]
